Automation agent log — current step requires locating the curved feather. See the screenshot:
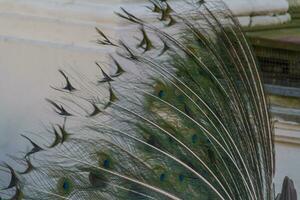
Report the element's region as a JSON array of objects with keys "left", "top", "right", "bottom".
[{"left": 0, "top": 1, "right": 275, "bottom": 200}]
